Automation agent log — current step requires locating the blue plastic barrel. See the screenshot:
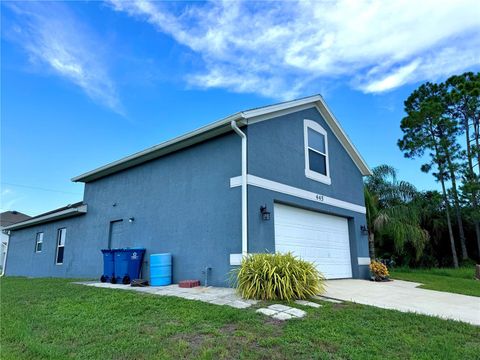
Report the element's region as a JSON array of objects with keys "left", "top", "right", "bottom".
[
  {"left": 100, "top": 249, "right": 115, "bottom": 282},
  {"left": 150, "top": 253, "right": 172, "bottom": 286},
  {"left": 113, "top": 249, "right": 129, "bottom": 284},
  {"left": 124, "top": 248, "right": 146, "bottom": 282}
]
